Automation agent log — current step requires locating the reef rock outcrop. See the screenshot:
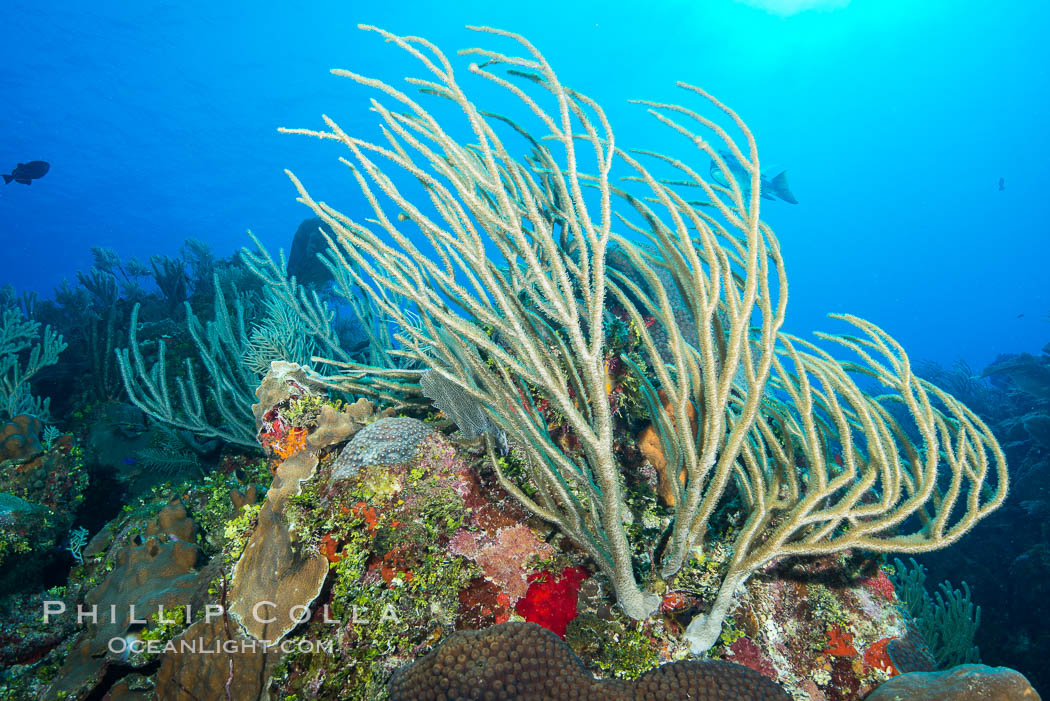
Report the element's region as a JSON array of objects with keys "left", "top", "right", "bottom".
[
  {"left": 46, "top": 501, "right": 204, "bottom": 701},
  {"left": 866, "top": 663, "right": 1041, "bottom": 700}
]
